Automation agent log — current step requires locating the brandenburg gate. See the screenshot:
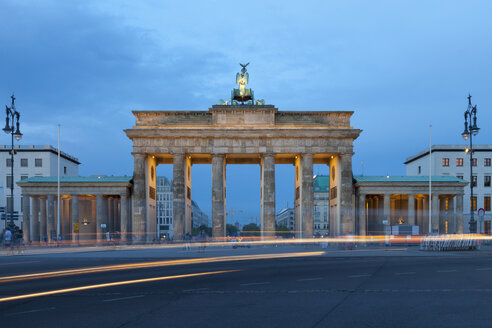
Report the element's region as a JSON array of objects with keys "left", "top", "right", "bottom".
[{"left": 125, "top": 64, "right": 361, "bottom": 242}]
